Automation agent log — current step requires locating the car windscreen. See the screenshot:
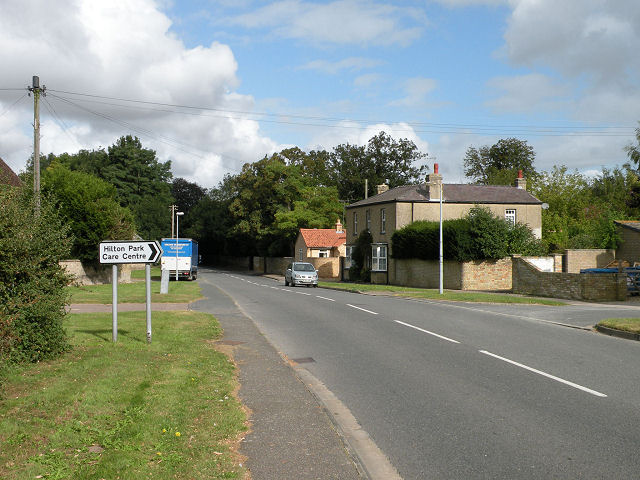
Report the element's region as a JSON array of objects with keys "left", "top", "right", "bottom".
[{"left": 294, "top": 263, "right": 315, "bottom": 272}]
